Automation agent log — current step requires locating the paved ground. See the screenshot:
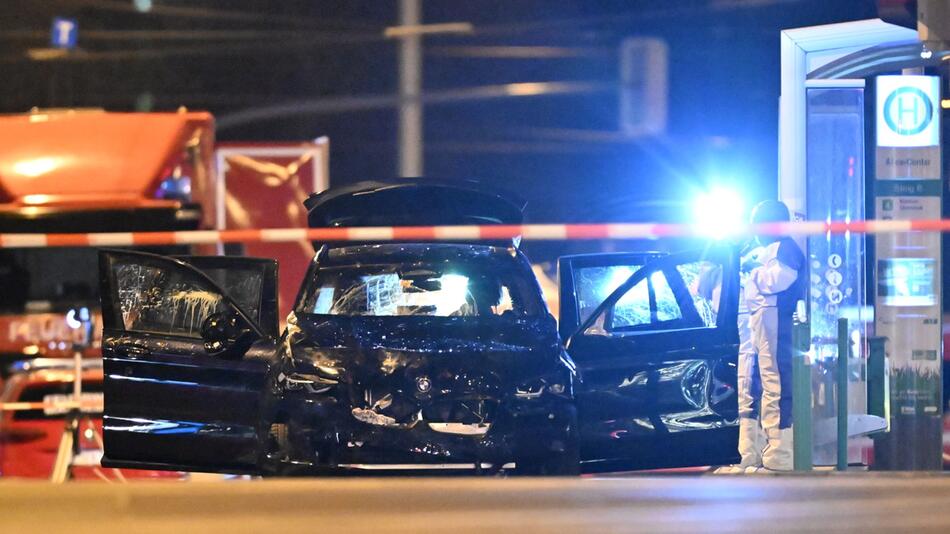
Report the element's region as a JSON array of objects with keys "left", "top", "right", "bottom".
[{"left": 1, "top": 473, "right": 949, "bottom": 533}]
